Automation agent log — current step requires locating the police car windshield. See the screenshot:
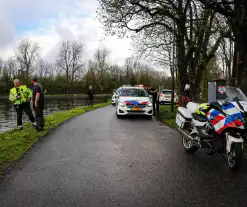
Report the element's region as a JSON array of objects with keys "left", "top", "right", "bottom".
[
  {"left": 162, "top": 90, "right": 171, "bottom": 95},
  {"left": 225, "top": 86, "right": 247, "bottom": 102},
  {"left": 120, "top": 88, "right": 148, "bottom": 97}
]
